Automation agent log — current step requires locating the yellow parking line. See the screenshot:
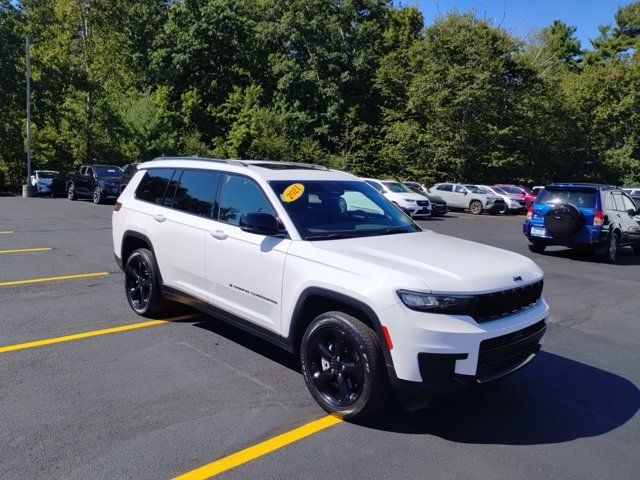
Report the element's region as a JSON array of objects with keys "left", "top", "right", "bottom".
[
  {"left": 173, "top": 415, "right": 343, "bottom": 480},
  {"left": 0, "top": 271, "right": 109, "bottom": 287},
  {"left": 0, "top": 314, "right": 197, "bottom": 354},
  {"left": 0, "top": 247, "right": 52, "bottom": 254},
  {"left": 0, "top": 230, "right": 14, "bottom": 234}
]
